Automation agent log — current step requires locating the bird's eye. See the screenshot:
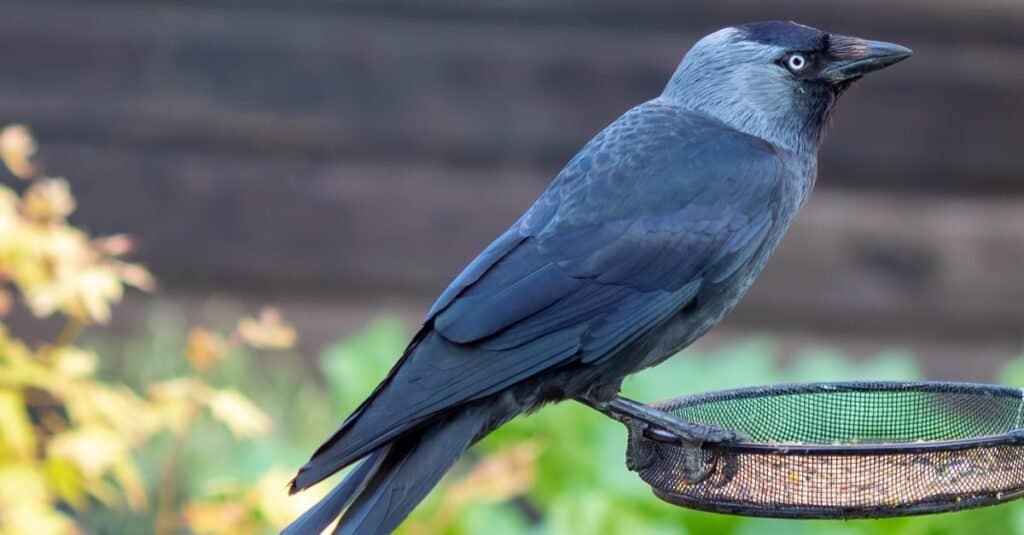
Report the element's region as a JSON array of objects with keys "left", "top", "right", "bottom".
[{"left": 785, "top": 53, "right": 808, "bottom": 72}]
